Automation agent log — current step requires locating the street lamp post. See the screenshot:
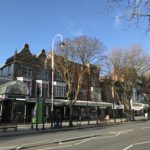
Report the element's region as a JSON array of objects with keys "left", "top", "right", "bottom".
[
  {"left": 0, "top": 102, "right": 3, "bottom": 124},
  {"left": 51, "top": 34, "right": 64, "bottom": 128}
]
